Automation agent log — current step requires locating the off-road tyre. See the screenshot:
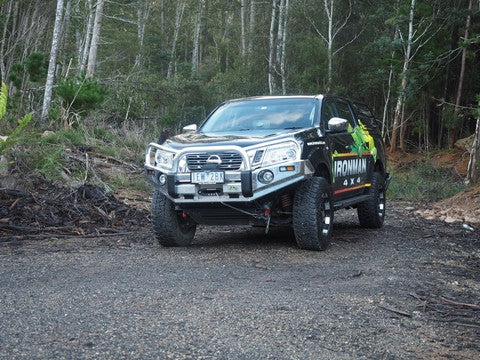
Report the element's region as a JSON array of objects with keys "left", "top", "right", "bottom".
[
  {"left": 151, "top": 189, "right": 196, "bottom": 247},
  {"left": 357, "top": 172, "right": 385, "bottom": 228},
  {"left": 292, "top": 177, "right": 333, "bottom": 251}
]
